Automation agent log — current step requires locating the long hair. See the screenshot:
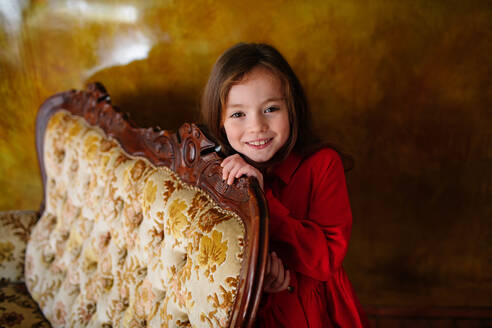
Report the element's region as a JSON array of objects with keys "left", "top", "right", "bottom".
[{"left": 200, "top": 42, "right": 353, "bottom": 171}]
